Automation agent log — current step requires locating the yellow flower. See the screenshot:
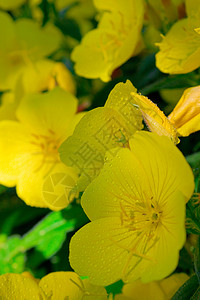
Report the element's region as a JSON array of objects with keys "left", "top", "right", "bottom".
[
  {"left": 131, "top": 85, "right": 200, "bottom": 141},
  {"left": 71, "top": 0, "right": 144, "bottom": 81},
  {"left": 115, "top": 273, "right": 189, "bottom": 300},
  {"left": 0, "top": 0, "right": 25, "bottom": 10},
  {"left": 0, "top": 59, "right": 76, "bottom": 122},
  {"left": 0, "top": 88, "right": 83, "bottom": 209},
  {"left": 69, "top": 131, "right": 194, "bottom": 286},
  {"left": 168, "top": 85, "right": 200, "bottom": 136},
  {"left": 59, "top": 80, "right": 143, "bottom": 192},
  {"left": 0, "top": 271, "right": 108, "bottom": 300},
  {"left": 0, "top": 11, "right": 62, "bottom": 90},
  {"left": 156, "top": 0, "right": 200, "bottom": 74}
]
